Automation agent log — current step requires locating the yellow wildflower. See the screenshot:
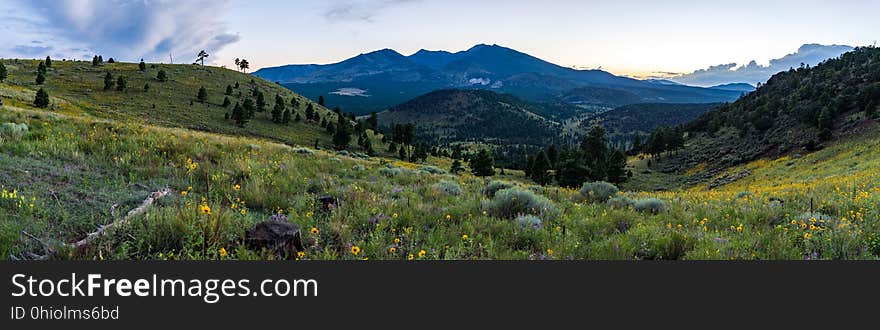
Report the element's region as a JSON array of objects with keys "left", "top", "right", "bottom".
[
  {"left": 218, "top": 247, "right": 228, "bottom": 258},
  {"left": 199, "top": 203, "right": 211, "bottom": 215},
  {"left": 351, "top": 246, "right": 361, "bottom": 256}
]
